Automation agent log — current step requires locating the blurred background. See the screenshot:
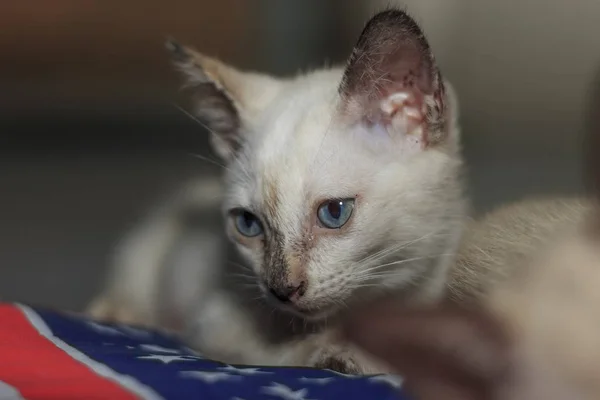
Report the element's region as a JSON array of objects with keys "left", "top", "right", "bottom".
[{"left": 1, "top": 0, "right": 599, "bottom": 311}]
